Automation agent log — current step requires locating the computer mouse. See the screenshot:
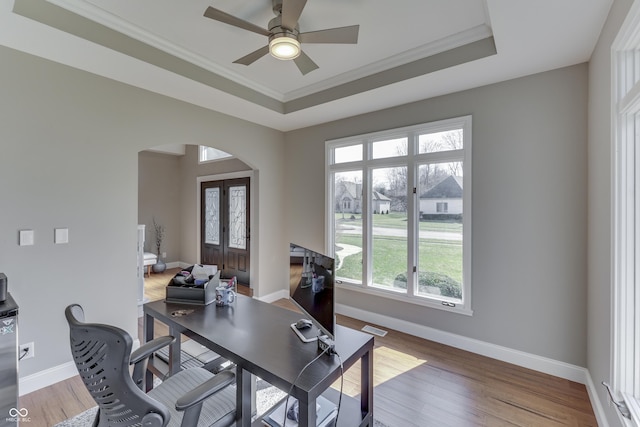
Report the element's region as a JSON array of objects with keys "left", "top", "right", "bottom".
[{"left": 295, "top": 319, "right": 312, "bottom": 330}]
